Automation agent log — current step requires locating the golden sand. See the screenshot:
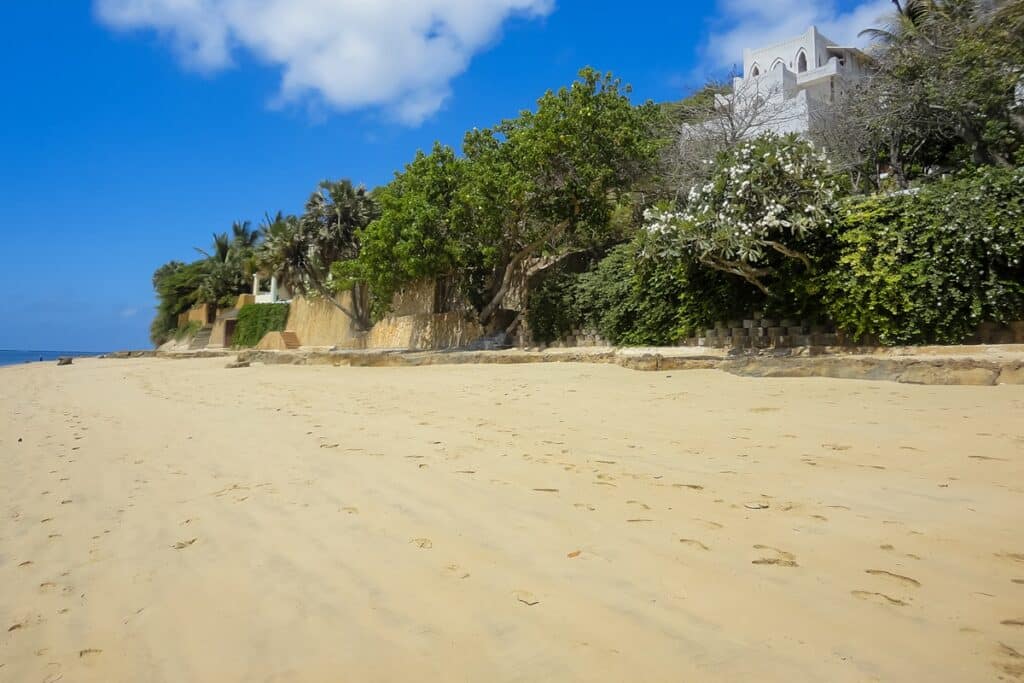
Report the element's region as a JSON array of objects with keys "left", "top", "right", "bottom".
[{"left": 1, "top": 357, "right": 1023, "bottom": 681}]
